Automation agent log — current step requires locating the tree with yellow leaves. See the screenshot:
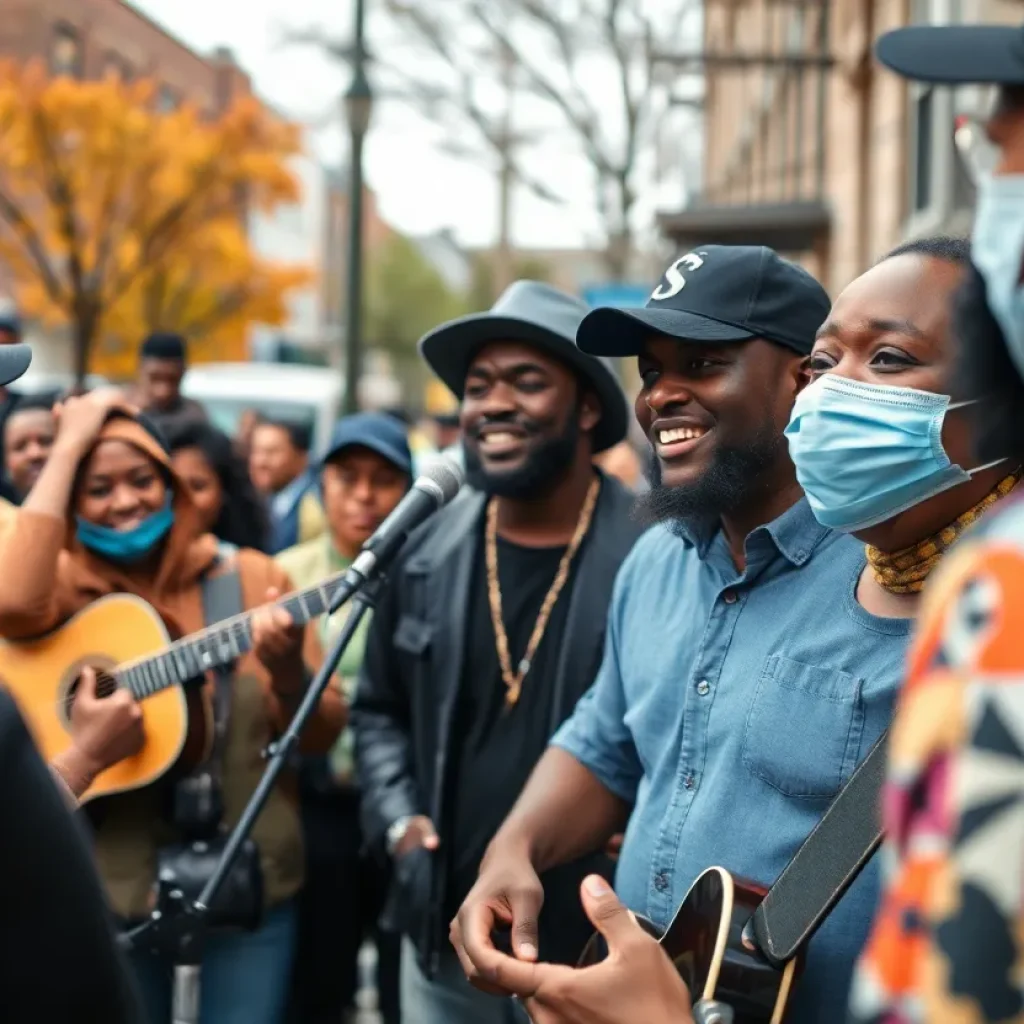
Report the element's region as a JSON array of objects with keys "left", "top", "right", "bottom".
[{"left": 0, "top": 60, "right": 312, "bottom": 383}]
